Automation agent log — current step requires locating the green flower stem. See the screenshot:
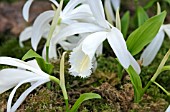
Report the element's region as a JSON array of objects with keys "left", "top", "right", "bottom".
[
  {"left": 153, "top": 81, "right": 170, "bottom": 96},
  {"left": 45, "top": 0, "right": 63, "bottom": 62},
  {"left": 49, "top": 76, "right": 60, "bottom": 85},
  {"left": 50, "top": 75, "right": 69, "bottom": 111},
  {"left": 60, "top": 52, "right": 69, "bottom": 111},
  {"left": 143, "top": 49, "right": 170, "bottom": 94}
]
